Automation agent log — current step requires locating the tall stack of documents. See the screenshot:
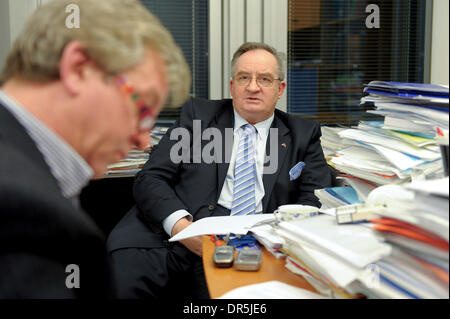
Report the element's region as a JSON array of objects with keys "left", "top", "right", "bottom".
[
  {"left": 273, "top": 214, "right": 392, "bottom": 298},
  {"left": 354, "top": 177, "right": 449, "bottom": 298},
  {"left": 328, "top": 81, "right": 448, "bottom": 189},
  {"left": 271, "top": 178, "right": 449, "bottom": 298},
  {"left": 362, "top": 81, "right": 449, "bottom": 137}
]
